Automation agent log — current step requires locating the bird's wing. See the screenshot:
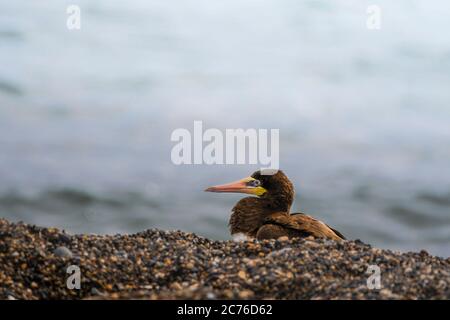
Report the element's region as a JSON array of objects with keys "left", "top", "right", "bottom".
[
  {"left": 326, "top": 225, "right": 346, "bottom": 240},
  {"left": 264, "top": 212, "right": 345, "bottom": 241}
]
